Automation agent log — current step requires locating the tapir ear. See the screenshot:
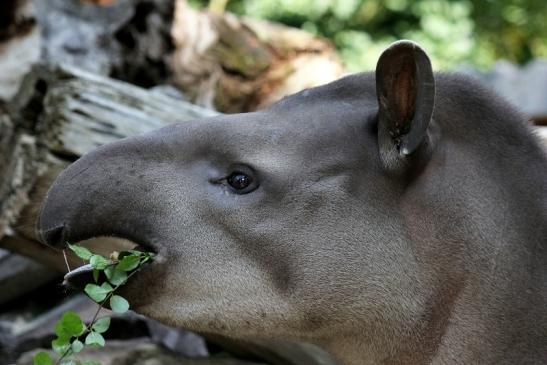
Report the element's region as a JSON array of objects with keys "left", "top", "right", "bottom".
[{"left": 375, "top": 40, "right": 435, "bottom": 172}]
